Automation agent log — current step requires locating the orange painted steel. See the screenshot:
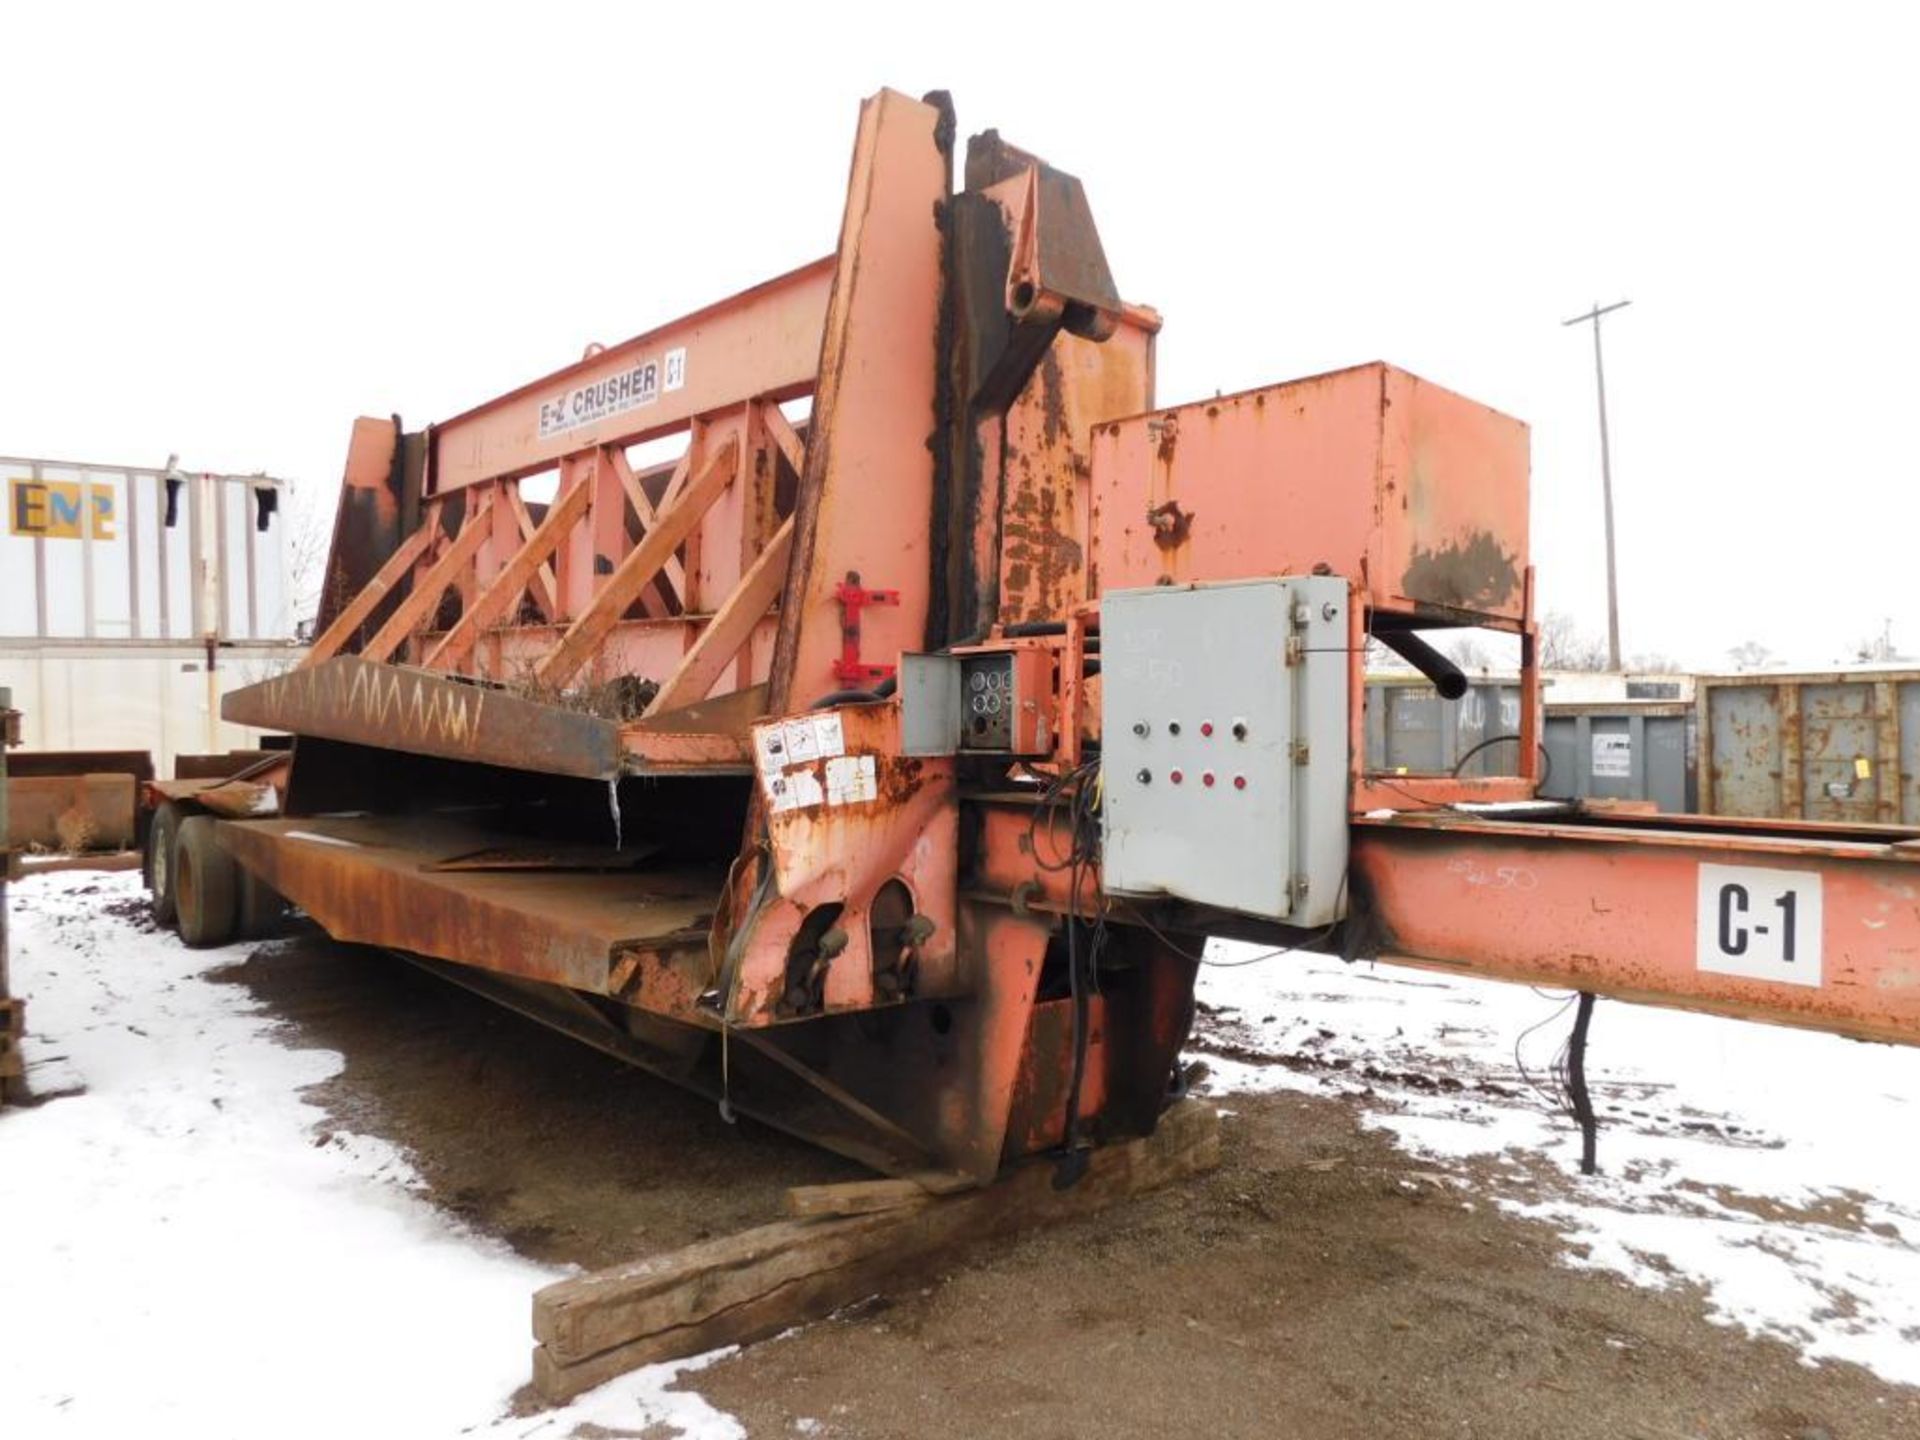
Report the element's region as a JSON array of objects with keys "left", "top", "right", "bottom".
[
  {"left": 429, "top": 257, "right": 832, "bottom": 493},
  {"left": 361, "top": 490, "right": 497, "bottom": 664},
  {"left": 304, "top": 520, "right": 435, "bottom": 667},
  {"left": 647, "top": 515, "right": 795, "bottom": 716},
  {"left": 311, "top": 416, "right": 409, "bottom": 642},
  {"left": 536, "top": 437, "right": 741, "bottom": 690},
  {"left": 215, "top": 87, "right": 1920, "bottom": 1188},
  {"left": 1089, "top": 364, "right": 1530, "bottom": 625},
  {"left": 764, "top": 89, "right": 947, "bottom": 716},
  {"left": 423, "top": 479, "right": 591, "bottom": 669},
  {"left": 1352, "top": 813, "right": 1920, "bottom": 1046}
]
